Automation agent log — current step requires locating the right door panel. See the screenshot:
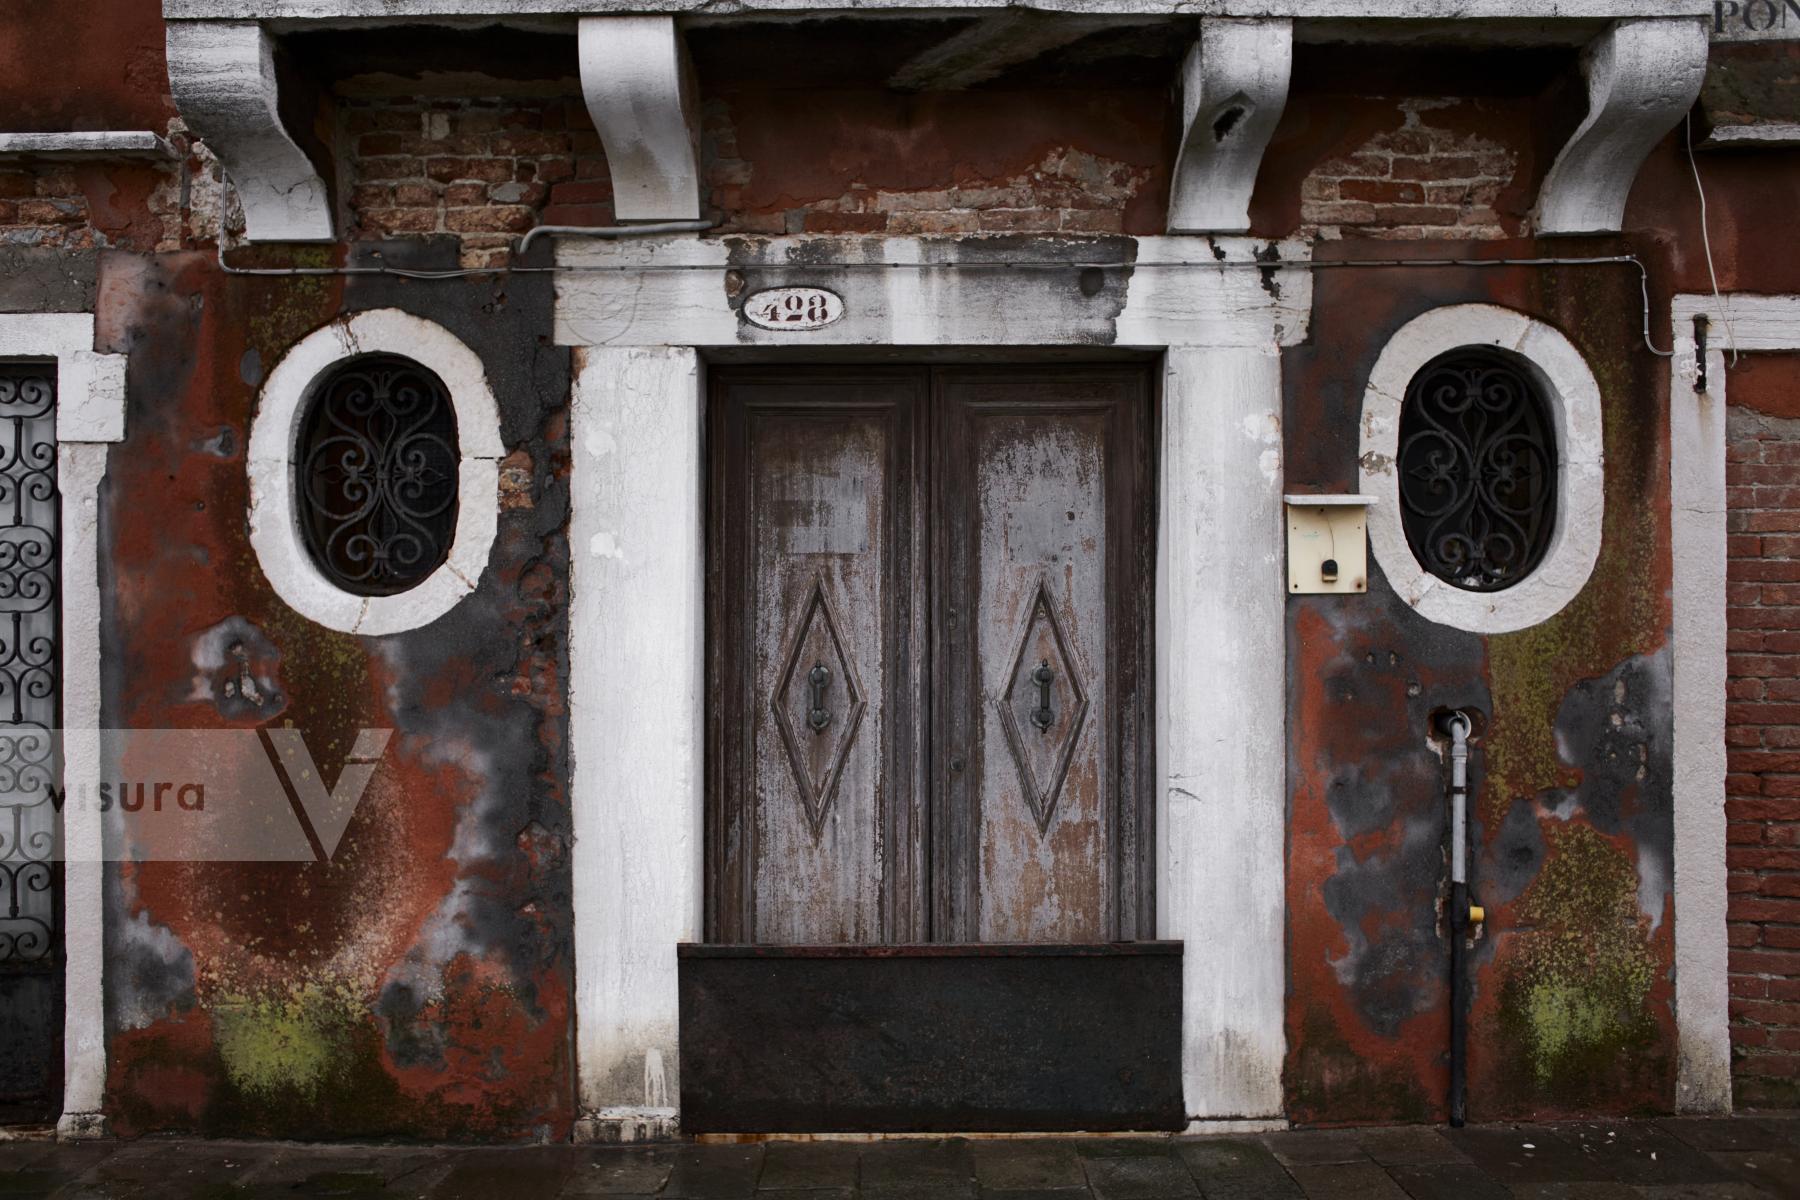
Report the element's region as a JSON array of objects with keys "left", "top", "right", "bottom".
[{"left": 936, "top": 369, "right": 1152, "bottom": 944}]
